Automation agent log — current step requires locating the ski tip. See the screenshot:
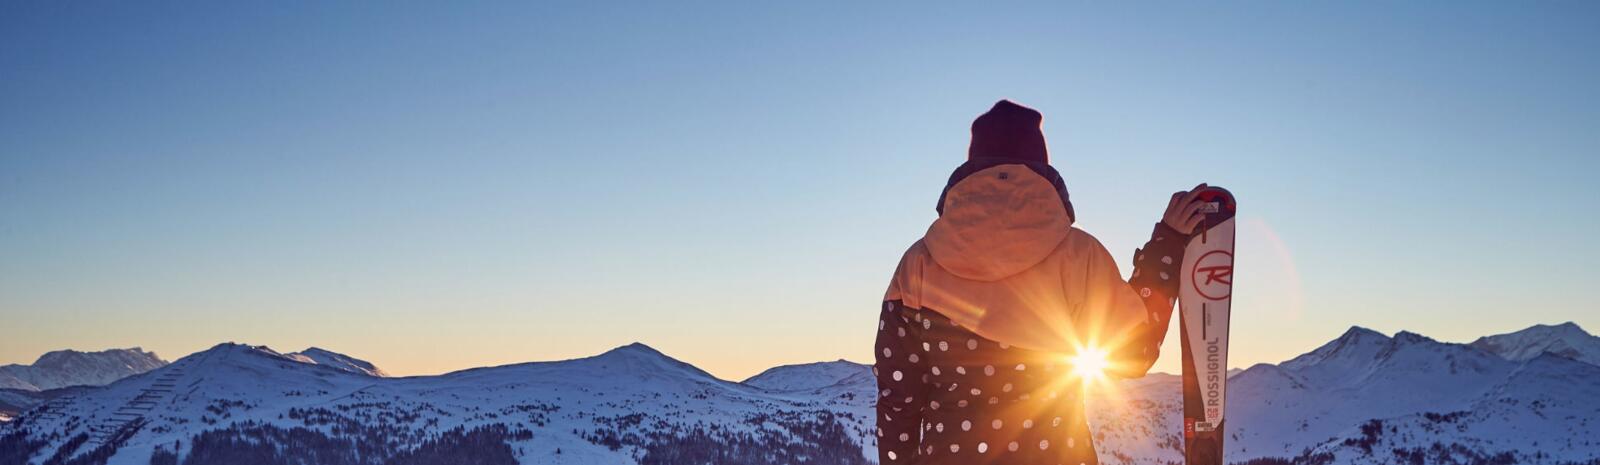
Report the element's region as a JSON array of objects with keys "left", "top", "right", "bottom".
[
  {"left": 1191, "top": 186, "right": 1235, "bottom": 227},
  {"left": 1194, "top": 186, "right": 1235, "bottom": 210}
]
